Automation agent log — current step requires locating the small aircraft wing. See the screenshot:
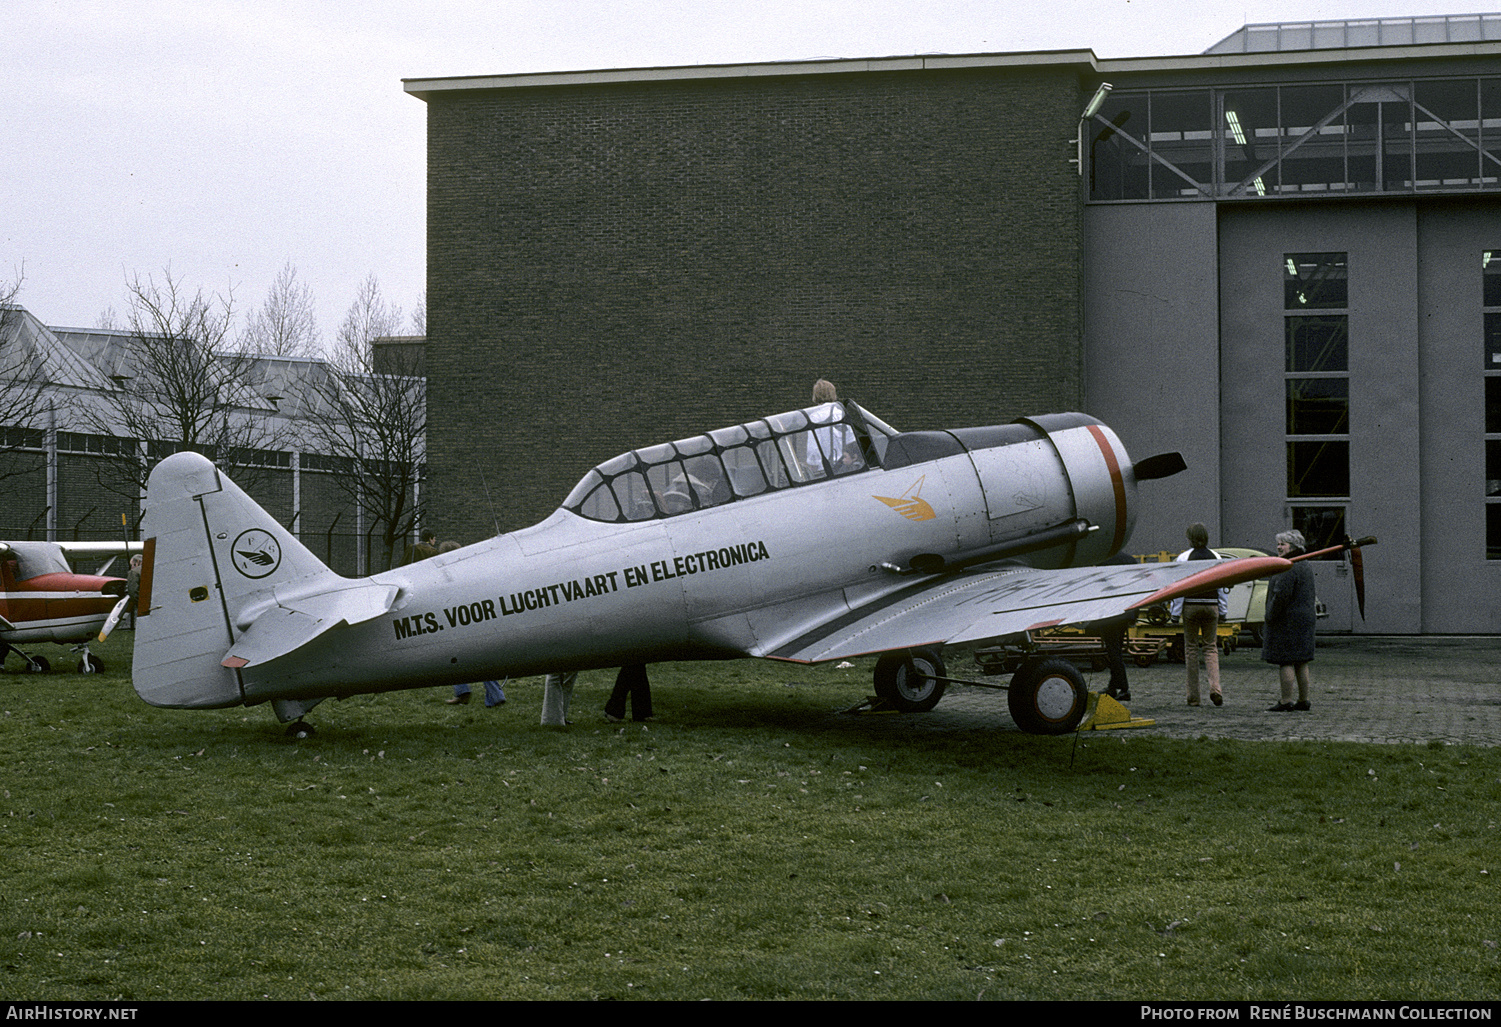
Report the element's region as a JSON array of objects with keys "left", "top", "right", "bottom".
[{"left": 760, "top": 556, "right": 1289, "bottom": 664}]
